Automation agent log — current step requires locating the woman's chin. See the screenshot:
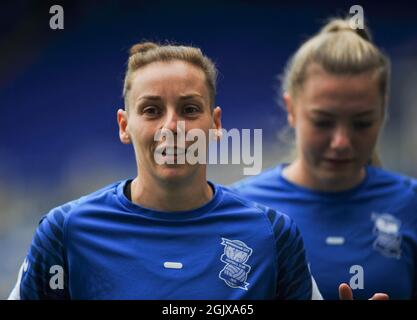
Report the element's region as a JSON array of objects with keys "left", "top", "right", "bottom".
[{"left": 154, "top": 165, "right": 196, "bottom": 183}]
